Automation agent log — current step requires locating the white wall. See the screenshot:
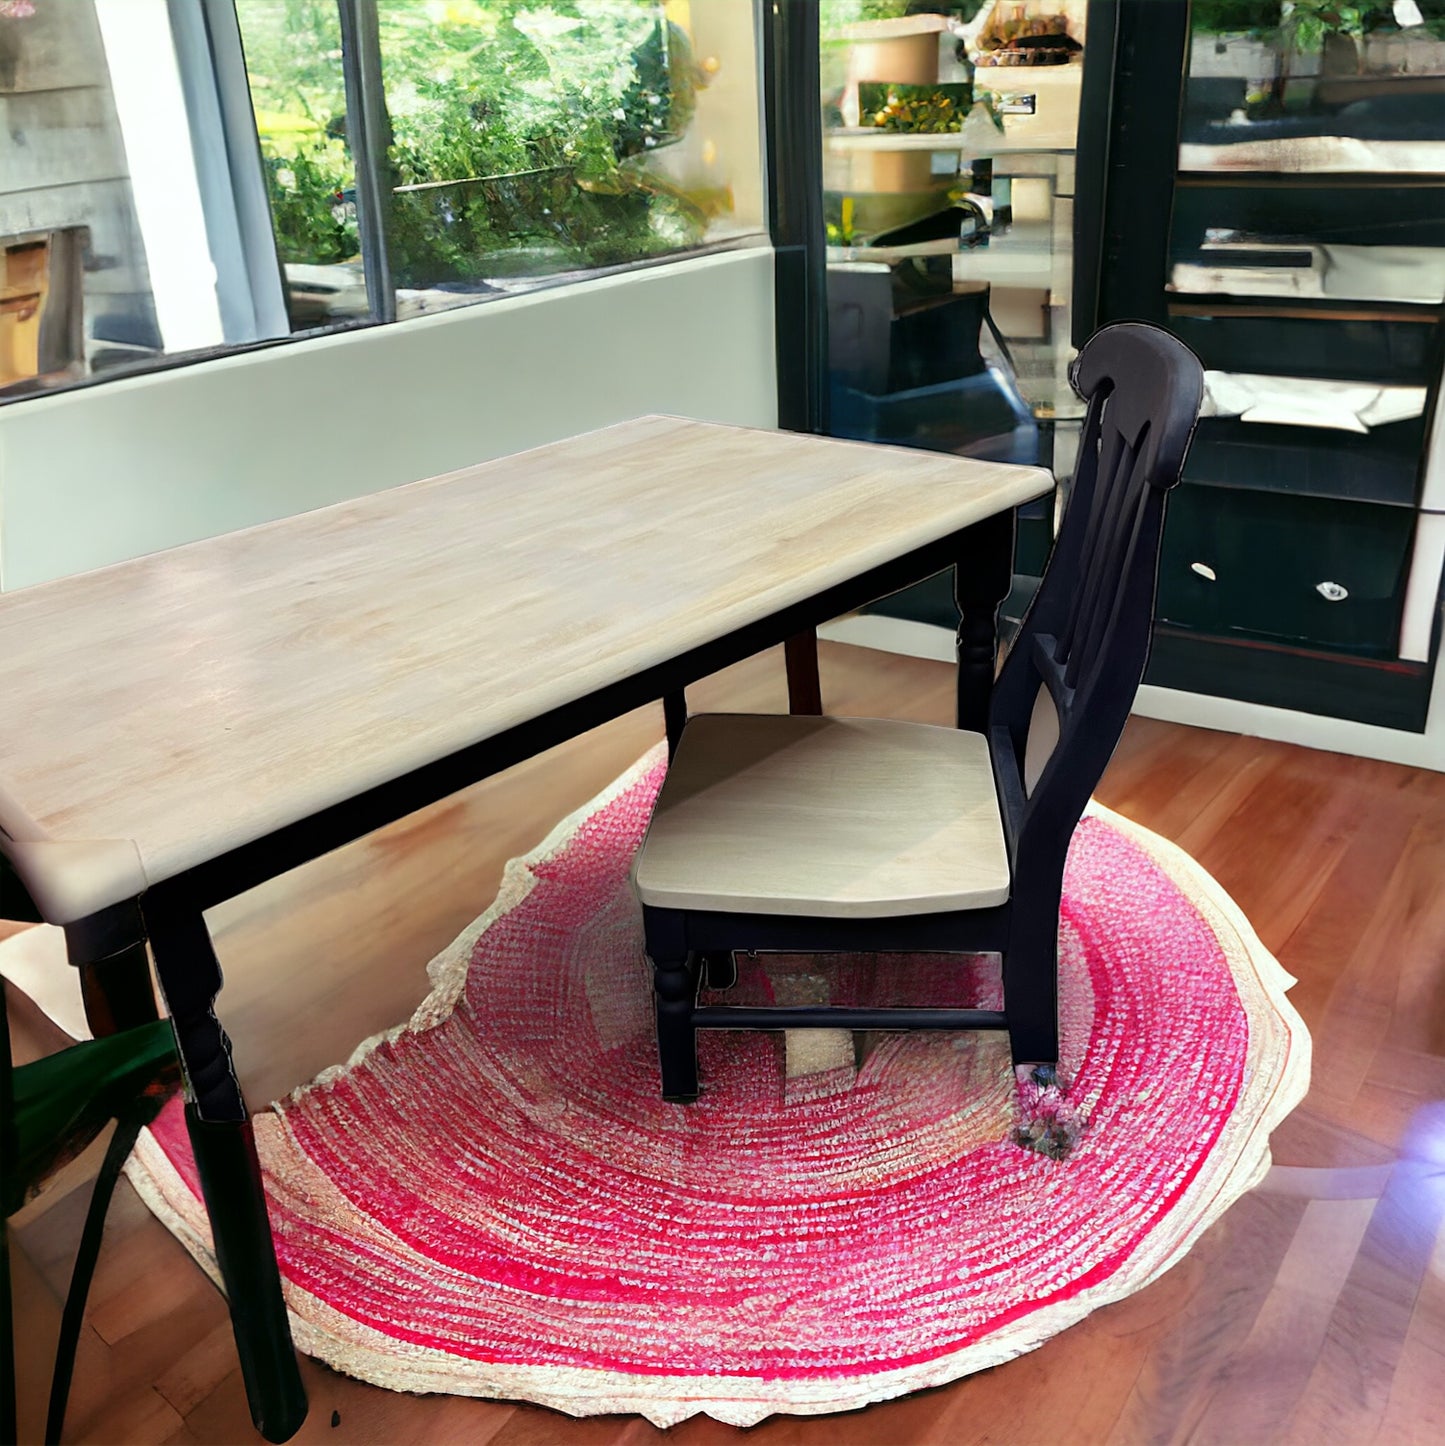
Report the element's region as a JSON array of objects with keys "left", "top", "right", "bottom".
[{"left": 0, "top": 245, "right": 778, "bottom": 588}]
